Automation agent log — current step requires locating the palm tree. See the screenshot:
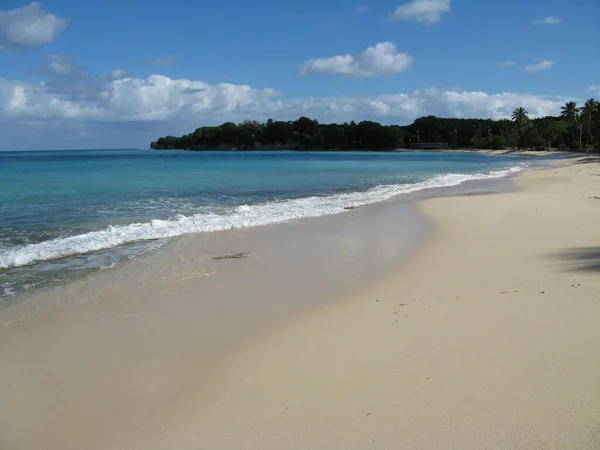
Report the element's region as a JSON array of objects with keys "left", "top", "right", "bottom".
[
  {"left": 561, "top": 101, "right": 579, "bottom": 144},
  {"left": 511, "top": 107, "right": 529, "bottom": 128},
  {"left": 580, "top": 98, "right": 599, "bottom": 145}
]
